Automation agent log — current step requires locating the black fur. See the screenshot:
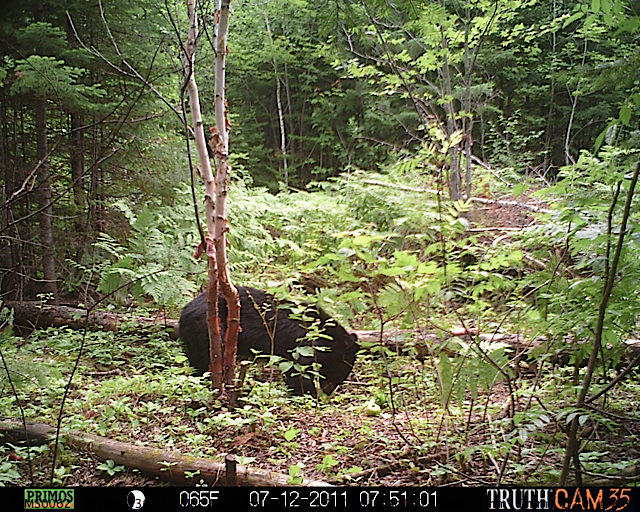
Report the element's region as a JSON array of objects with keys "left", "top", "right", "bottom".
[{"left": 179, "top": 286, "right": 358, "bottom": 395}]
